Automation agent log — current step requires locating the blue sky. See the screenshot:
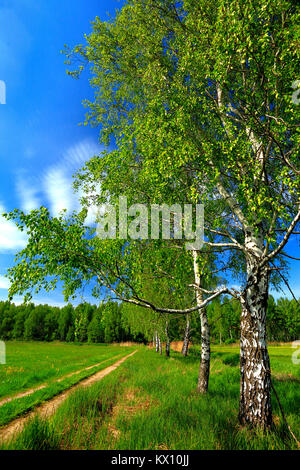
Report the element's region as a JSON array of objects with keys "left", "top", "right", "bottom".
[
  {"left": 0, "top": 0, "right": 299, "bottom": 306},
  {"left": 0, "top": 0, "right": 125, "bottom": 306}
]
